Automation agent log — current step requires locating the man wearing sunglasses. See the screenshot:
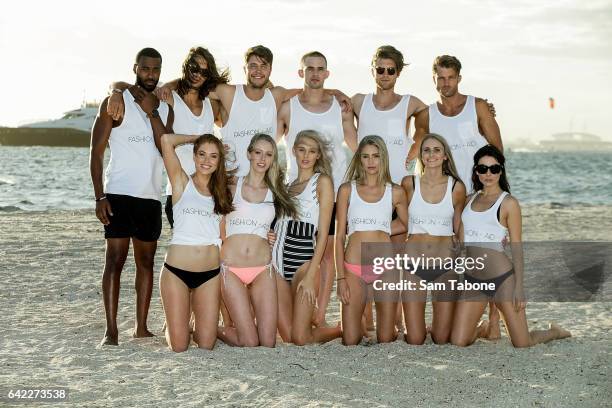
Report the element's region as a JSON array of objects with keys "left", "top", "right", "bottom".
[
  {"left": 277, "top": 51, "right": 358, "bottom": 327},
  {"left": 413, "top": 55, "right": 503, "bottom": 194},
  {"left": 352, "top": 45, "right": 428, "bottom": 185}
]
